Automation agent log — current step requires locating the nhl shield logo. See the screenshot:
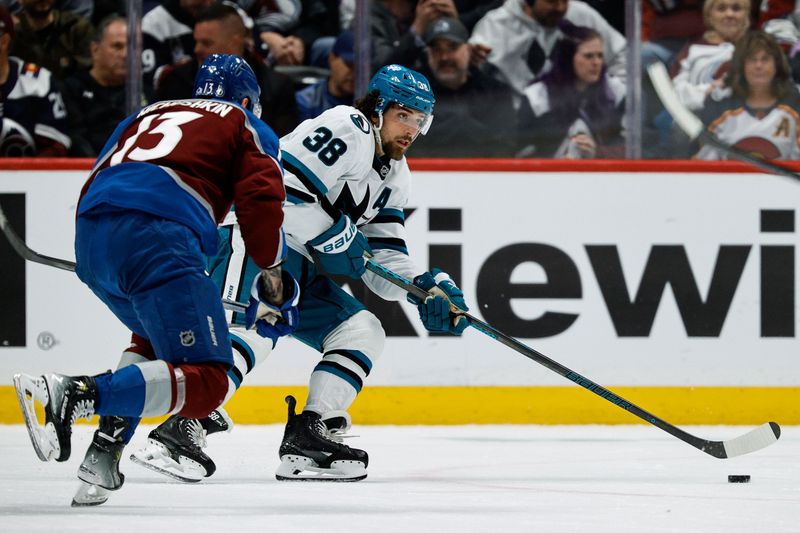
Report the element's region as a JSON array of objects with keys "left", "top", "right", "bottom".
[{"left": 180, "top": 330, "right": 196, "bottom": 347}]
